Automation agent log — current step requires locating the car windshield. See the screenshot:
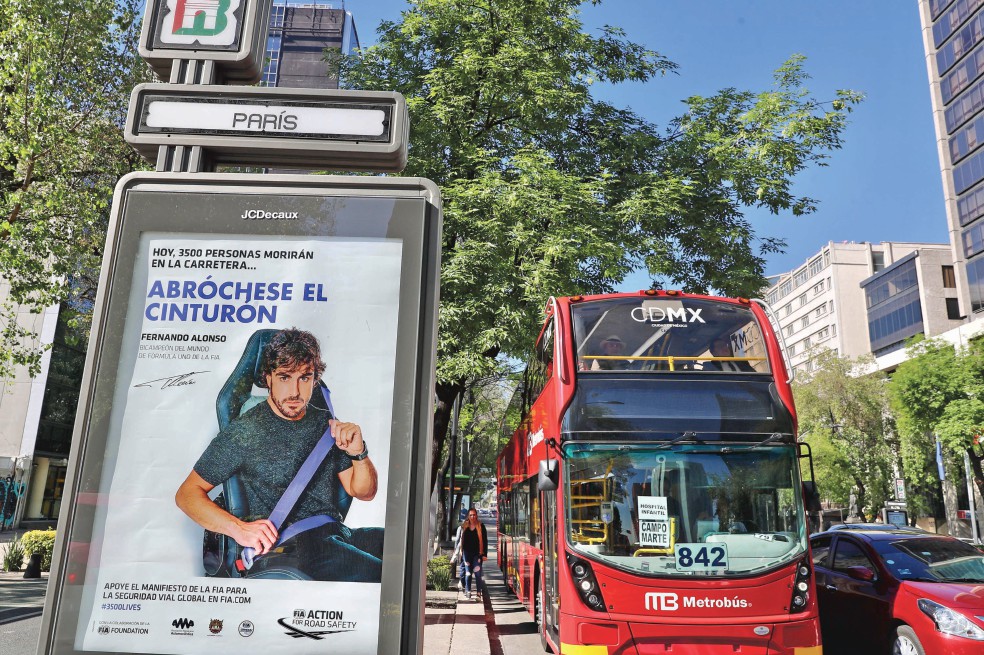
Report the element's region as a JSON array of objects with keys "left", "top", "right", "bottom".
[
  {"left": 563, "top": 442, "right": 807, "bottom": 577},
  {"left": 872, "top": 538, "right": 984, "bottom": 583},
  {"left": 571, "top": 297, "right": 769, "bottom": 373}
]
